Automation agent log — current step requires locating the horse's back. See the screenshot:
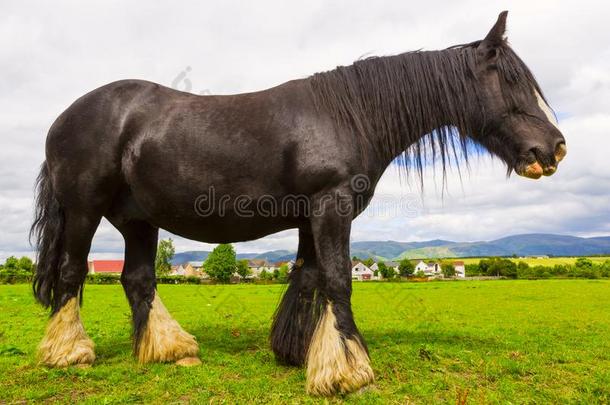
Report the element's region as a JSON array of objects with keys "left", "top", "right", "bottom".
[{"left": 44, "top": 79, "right": 179, "bottom": 210}]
